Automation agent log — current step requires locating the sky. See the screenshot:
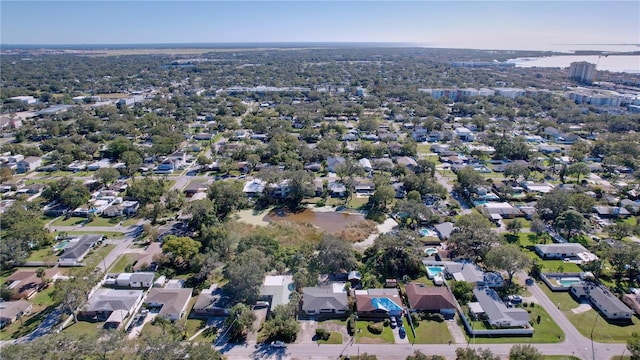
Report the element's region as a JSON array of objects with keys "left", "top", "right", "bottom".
[{"left": 1, "top": 1, "right": 639, "bottom": 51}]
